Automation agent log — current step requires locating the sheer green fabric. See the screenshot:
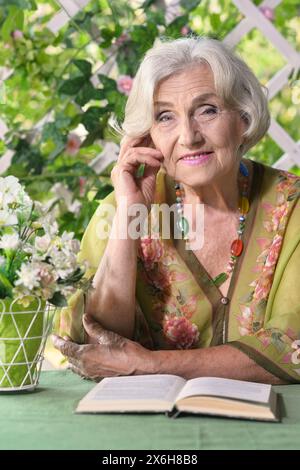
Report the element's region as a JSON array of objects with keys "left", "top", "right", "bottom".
[{"left": 54, "top": 160, "right": 300, "bottom": 382}]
